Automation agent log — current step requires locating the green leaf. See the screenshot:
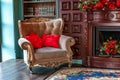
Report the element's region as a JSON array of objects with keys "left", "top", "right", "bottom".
[
  {"left": 84, "top": 1, "right": 87, "bottom": 4},
  {"left": 109, "top": 36, "right": 112, "bottom": 40},
  {"left": 115, "top": 45, "right": 118, "bottom": 48},
  {"left": 78, "top": 3, "right": 83, "bottom": 10},
  {"left": 99, "top": 52, "right": 103, "bottom": 55},
  {"left": 103, "top": 42, "right": 107, "bottom": 45},
  {"left": 91, "top": 0, "right": 98, "bottom": 4}
]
